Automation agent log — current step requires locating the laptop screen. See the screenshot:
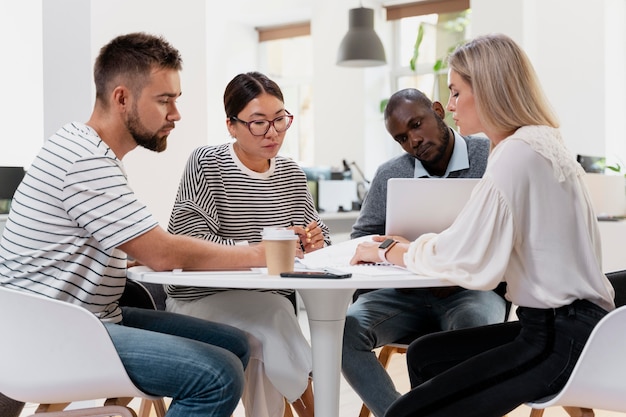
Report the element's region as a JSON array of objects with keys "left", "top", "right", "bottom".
[{"left": 385, "top": 178, "right": 480, "bottom": 241}]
